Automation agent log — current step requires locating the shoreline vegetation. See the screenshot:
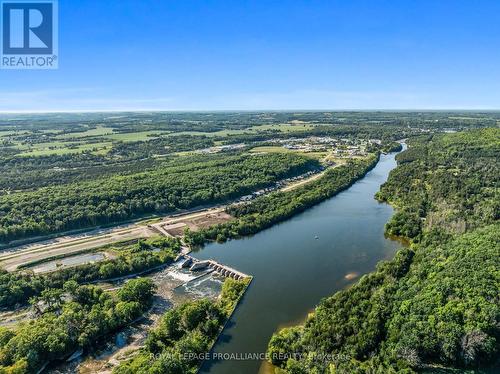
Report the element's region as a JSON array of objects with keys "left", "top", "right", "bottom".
[
  {"left": 105, "top": 151, "right": 383, "bottom": 374},
  {"left": 112, "top": 277, "right": 251, "bottom": 374},
  {"left": 267, "top": 129, "right": 499, "bottom": 373},
  {"left": 184, "top": 153, "right": 381, "bottom": 246},
  {"left": 0, "top": 242, "right": 252, "bottom": 374}
]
